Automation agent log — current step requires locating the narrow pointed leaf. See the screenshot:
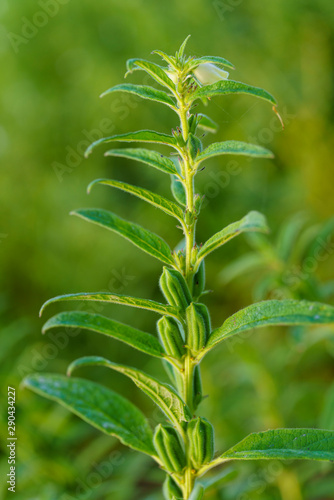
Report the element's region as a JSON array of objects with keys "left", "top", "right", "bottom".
[
  {"left": 152, "top": 50, "right": 177, "bottom": 68},
  {"left": 196, "top": 141, "right": 273, "bottom": 166},
  {"left": 219, "top": 429, "right": 334, "bottom": 463},
  {"left": 42, "top": 311, "right": 164, "bottom": 358},
  {"left": 68, "top": 357, "right": 192, "bottom": 426},
  {"left": 85, "top": 131, "right": 180, "bottom": 158},
  {"left": 178, "top": 35, "right": 191, "bottom": 60},
  {"left": 188, "top": 56, "right": 235, "bottom": 71},
  {"left": 40, "top": 292, "right": 180, "bottom": 320},
  {"left": 197, "top": 114, "right": 218, "bottom": 134},
  {"left": 24, "top": 374, "right": 155, "bottom": 456},
  {"left": 126, "top": 59, "right": 176, "bottom": 92},
  {"left": 197, "top": 211, "right": 269, "bottom": 266},
  {"left": 100, "top": 84, "right": 176, "bottom": 110},
  {"left": 104, "top": 148, "right": 179, "bottom": 176},
  {"left": 88, "top": 179, "right": 184, "bottom": 223},
  {"left": 193, "top": 80, "right": 277, "bottom": 106},
  {"left": 206, "top": 299, "right": 334, "bottom": 351},
  {"left": 72, "top": 209, "right": 175, "bottom": 266}
]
